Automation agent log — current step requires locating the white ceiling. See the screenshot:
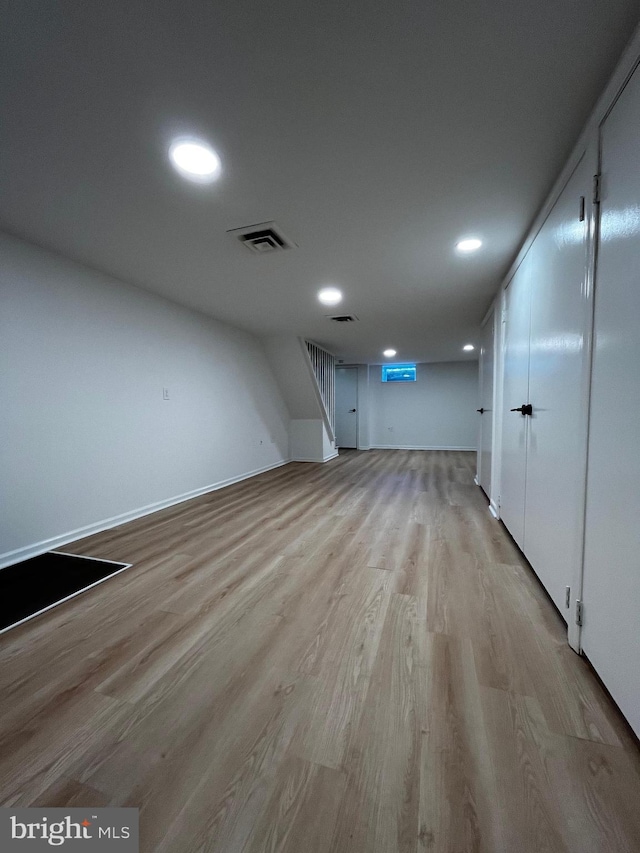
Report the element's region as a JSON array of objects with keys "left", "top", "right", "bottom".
[{"left": 1, "top": 1, "right": 638, "bottom": 363}]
